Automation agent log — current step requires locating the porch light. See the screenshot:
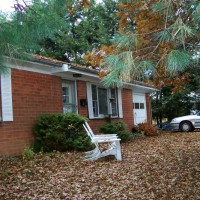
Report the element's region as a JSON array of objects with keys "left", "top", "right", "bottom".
[{"left": 73, "top": 73, "right": 82, "bottom": 78}]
